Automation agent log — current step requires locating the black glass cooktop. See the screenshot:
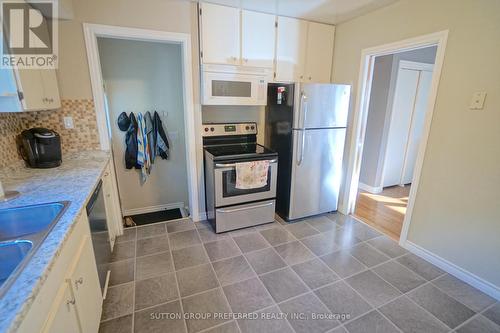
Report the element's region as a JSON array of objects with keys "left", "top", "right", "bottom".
[{"left": 204, "top": 143, "right": 277, "bottom": 160}]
